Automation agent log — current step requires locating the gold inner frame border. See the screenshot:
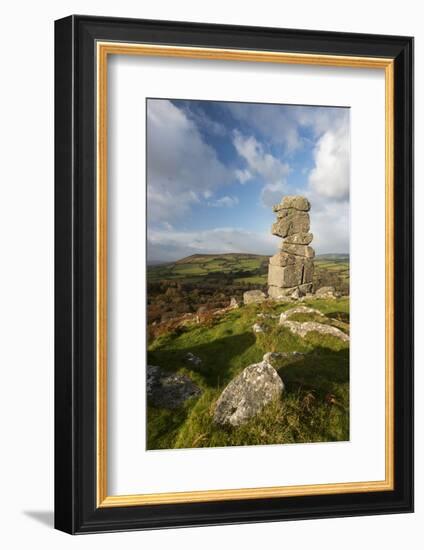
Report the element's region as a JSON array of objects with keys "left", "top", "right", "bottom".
[{"left": 96, "top": 42, "right": 394, "bottom": 508}]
